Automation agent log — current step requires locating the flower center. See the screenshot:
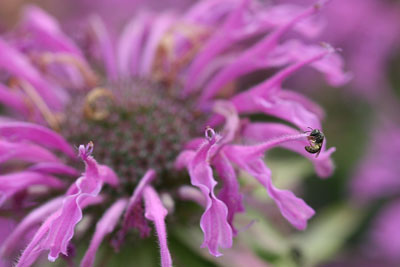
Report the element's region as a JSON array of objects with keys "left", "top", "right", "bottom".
[{"left": 61, "top": 78, "right": 203, "bottom": 192}]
